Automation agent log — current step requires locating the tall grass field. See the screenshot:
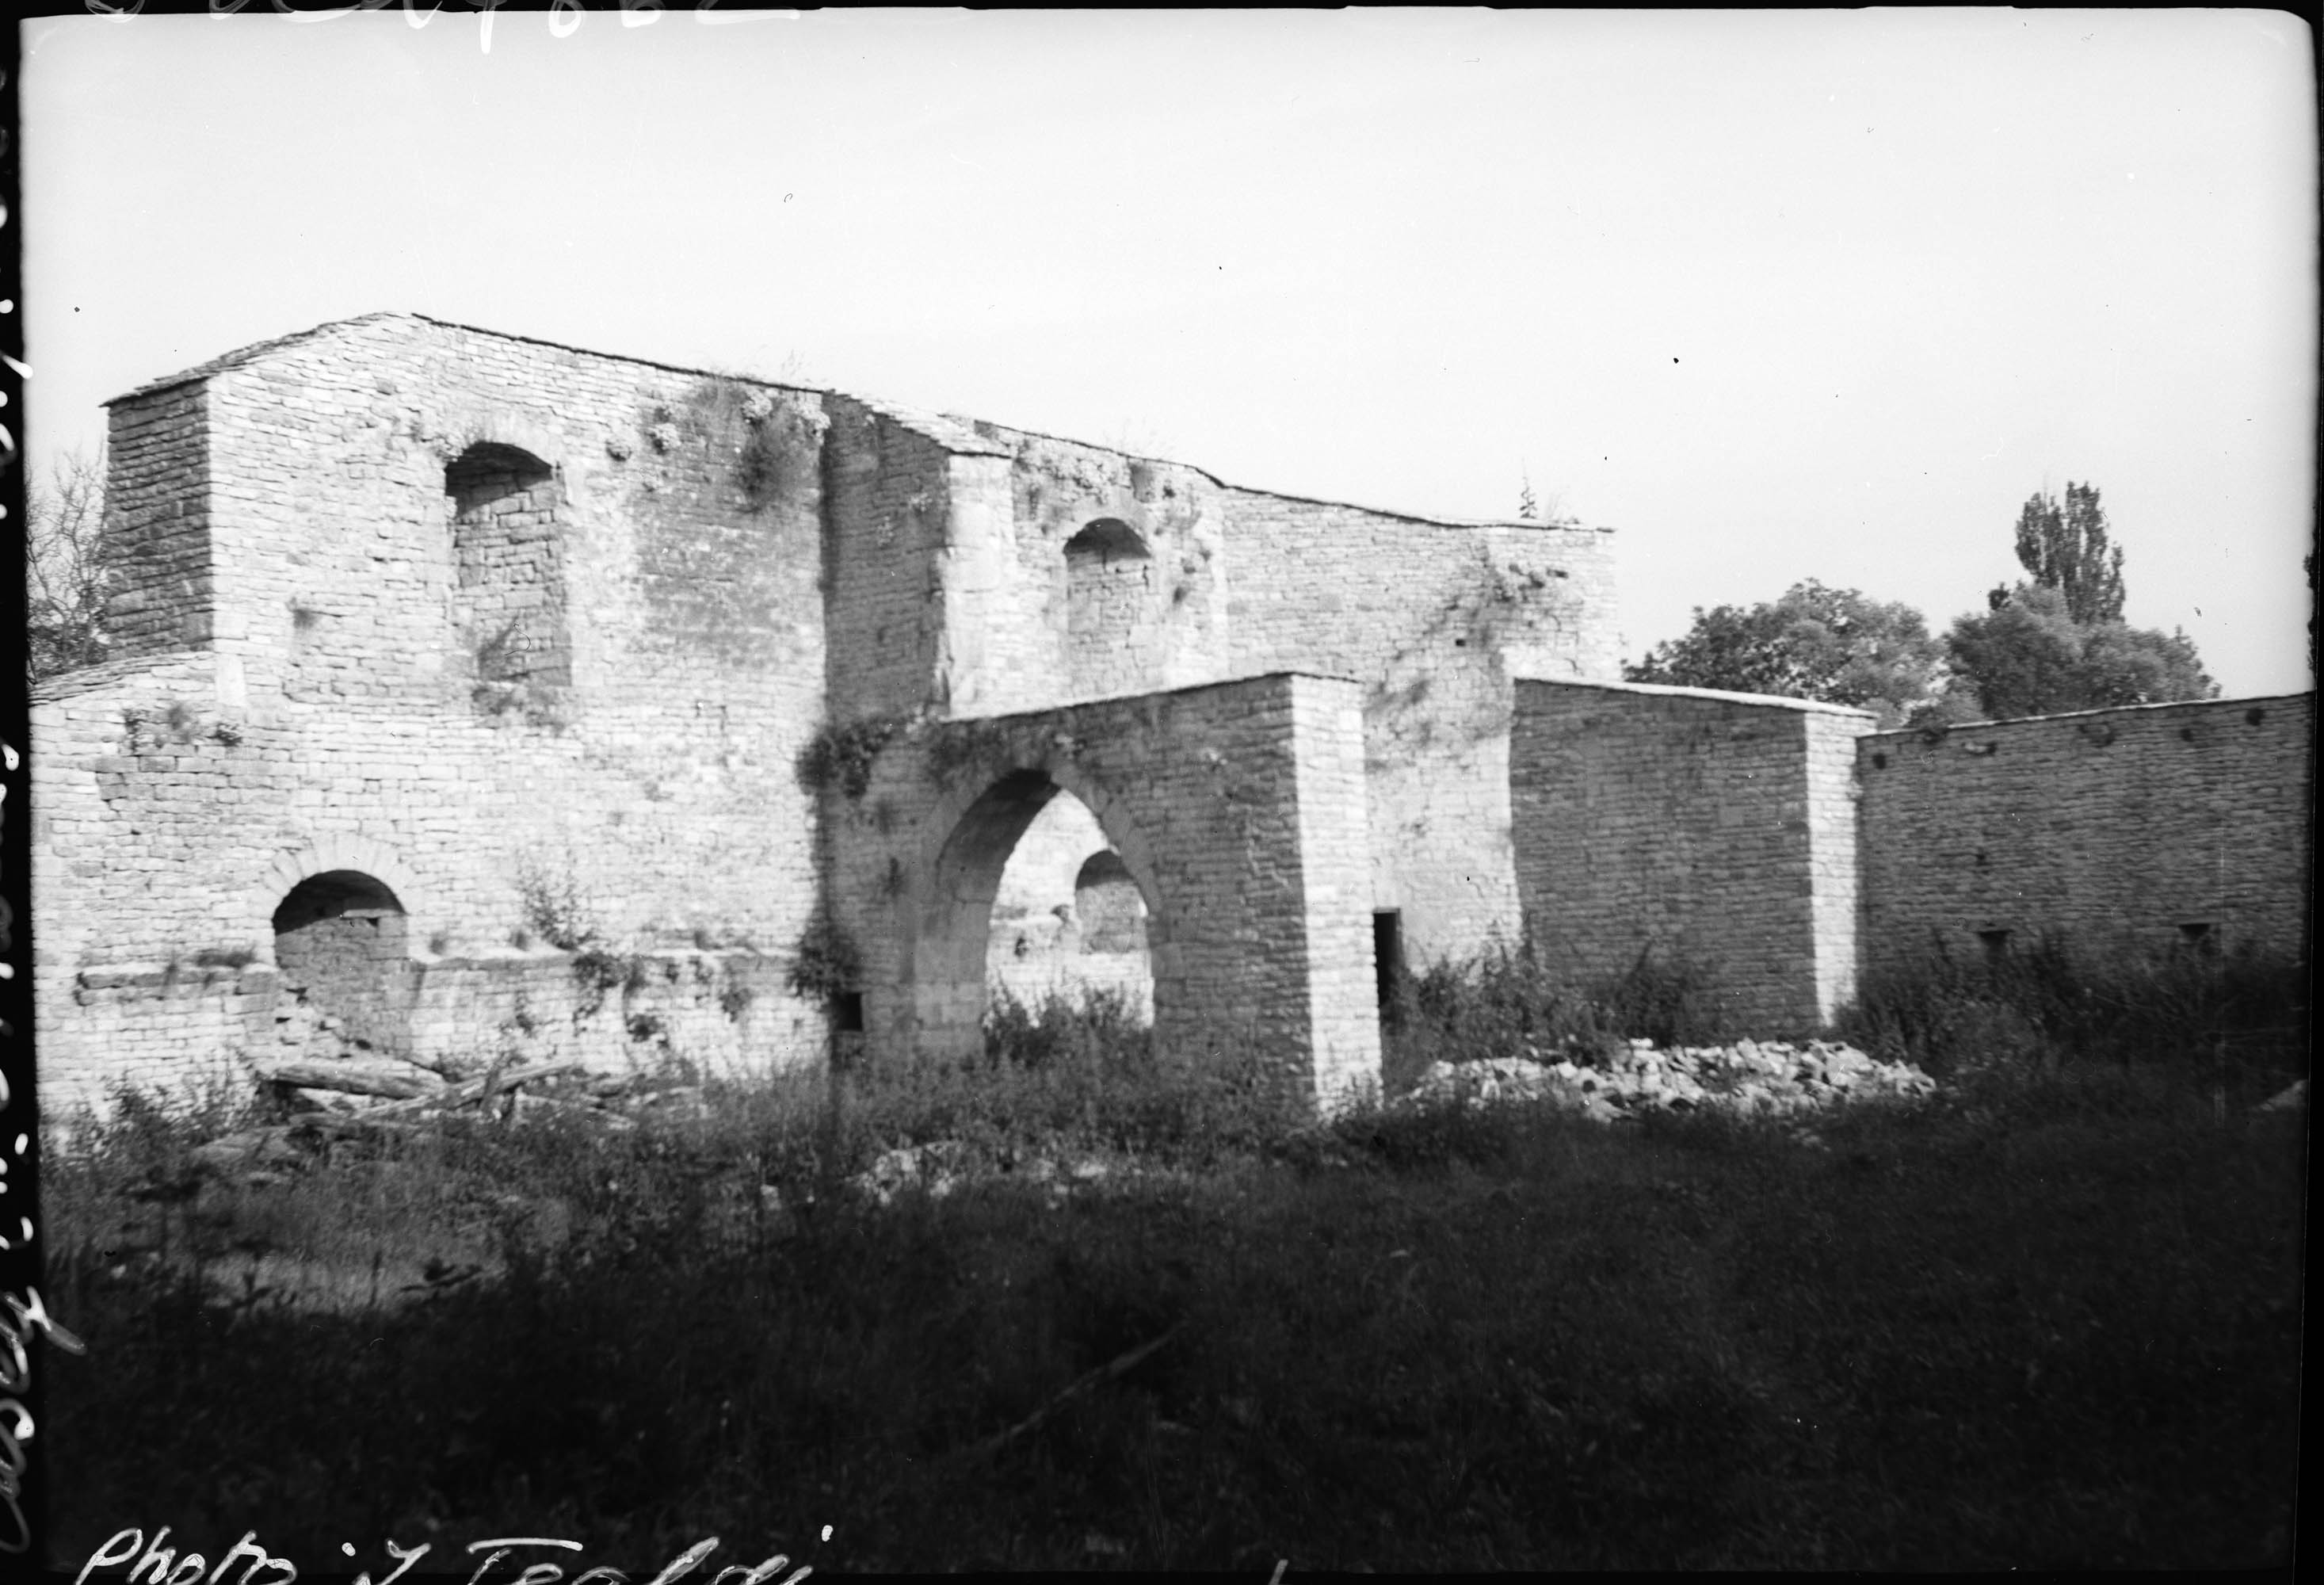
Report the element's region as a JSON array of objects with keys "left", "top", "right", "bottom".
[{"left": 40, "top": 939, "right": 2307, "bottom": 1572}]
